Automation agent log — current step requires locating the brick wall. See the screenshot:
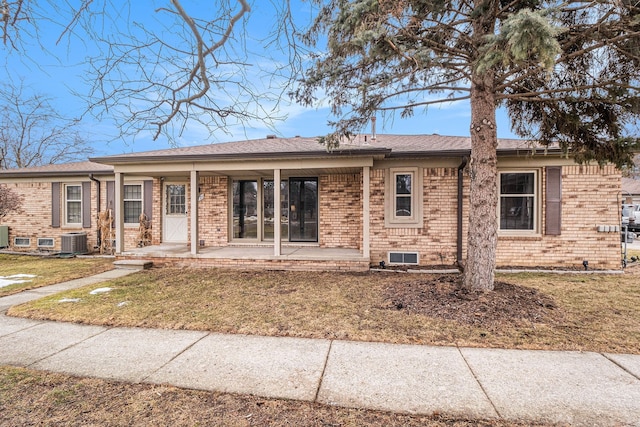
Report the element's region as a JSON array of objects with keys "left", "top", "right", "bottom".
[
  {"left": 494, "top": 164, "right": 621, "bottom": 270},
  {"left": 197, "top": 176, "right": 228, "bottom": 247},
  {"left": 319, "top": 173, "right": 362, "bottom": 249},
  {"left": 1, "top": 163, "right": 622, "bottom": 270},
  {"left": 369, "top": 167, "right": 460, "bottom": 266},
  {"left": 1, "top": 181, "right": 98, "bottom": 252}
]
